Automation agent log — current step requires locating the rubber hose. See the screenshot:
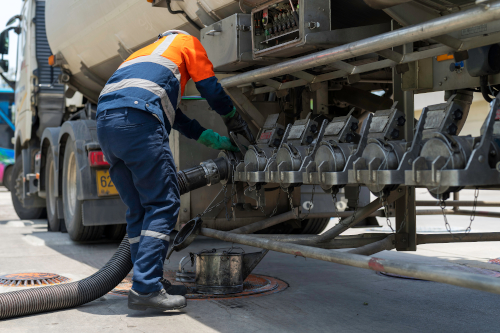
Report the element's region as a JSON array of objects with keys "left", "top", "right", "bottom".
[
  {"left": 0, "top": 236, "right": 132, "bottom": 319},
  {"left": 480, "top": 75, "right": 493, "bottom": 103},
  {"left": 166, "top": 0, "right": 201, "bottom": 31},
  {"left": 0, "top": 156, "right": 229, "bottom": 319}
]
